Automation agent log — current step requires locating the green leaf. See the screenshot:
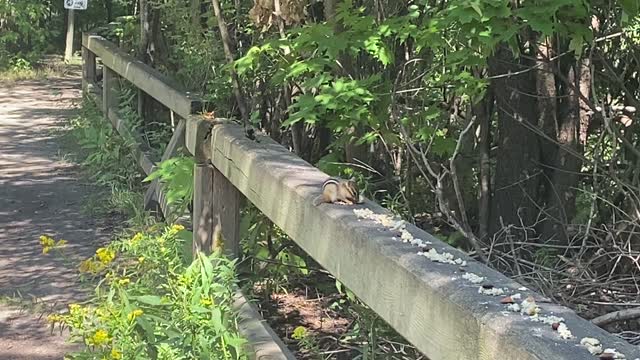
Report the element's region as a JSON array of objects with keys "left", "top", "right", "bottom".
[
  {"left": 470, "top": 2, "right": 483, "bottom": 17},
  {"left": 133, "top": 295, "right": 166, "bottom": 306},
  {"left": 568, "top": 35, "right": 584, "bottom": 57},
  {"left": 136, "top": 316, "right": 157, "bottom": 343},
  {"left": 620, "top": 0, "right": 639, "bottom": 16}
]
